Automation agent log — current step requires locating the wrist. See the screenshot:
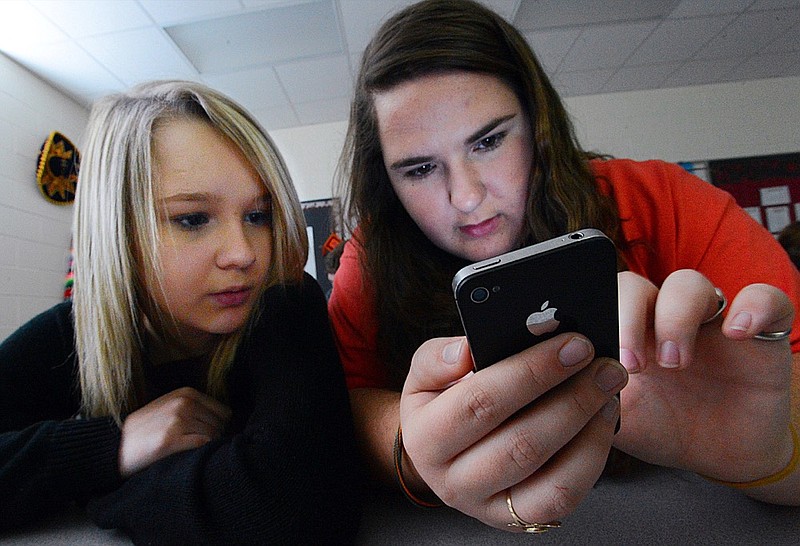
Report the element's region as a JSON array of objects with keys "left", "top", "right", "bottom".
[
  {"left": 393, "top": 424, "right": 443, "bottom": 508},
  {"left": 705, "top": 423, "right": 799, "bottom": 490}
]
